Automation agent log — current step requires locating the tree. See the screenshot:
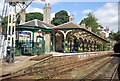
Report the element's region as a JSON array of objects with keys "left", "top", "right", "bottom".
[
  {"left": 51, "top": 10, "right": 69, "bottom": 26},
  {"left": 109, "top": 31, "right": 120, "bottom": 41},
  {"left": 79, "top": 13, "right": 102, "bottom": 34},
  {"left": 2, "top": 12, "right": 43, "bottom": 33},
  {"left": 26, "top": 12, "right": 43, "bottom": 22}
]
